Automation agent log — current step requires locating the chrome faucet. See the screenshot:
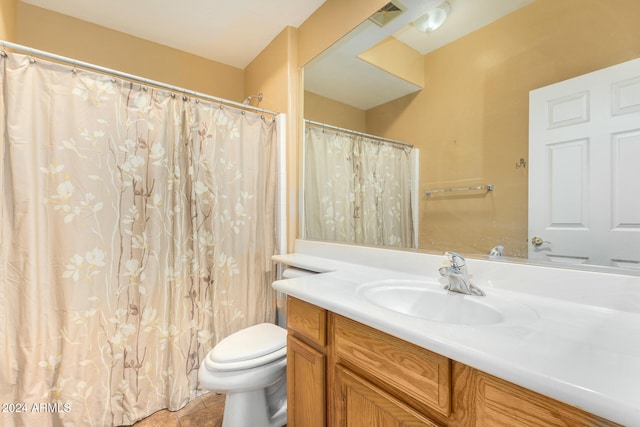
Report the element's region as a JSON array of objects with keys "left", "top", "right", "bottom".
[{"left": 438, "top": 252, "right": 485, "bottom": 296}]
